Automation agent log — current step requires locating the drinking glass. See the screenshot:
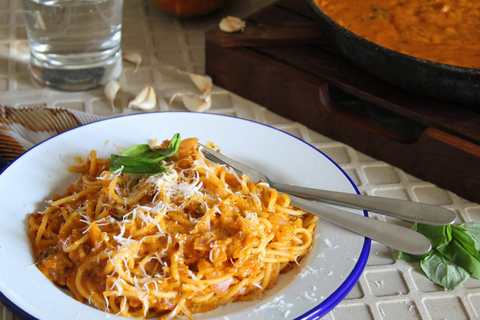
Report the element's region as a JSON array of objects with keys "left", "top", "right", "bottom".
[{"left": 22, "top": 0, "right": 124, "bottom": 91}]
